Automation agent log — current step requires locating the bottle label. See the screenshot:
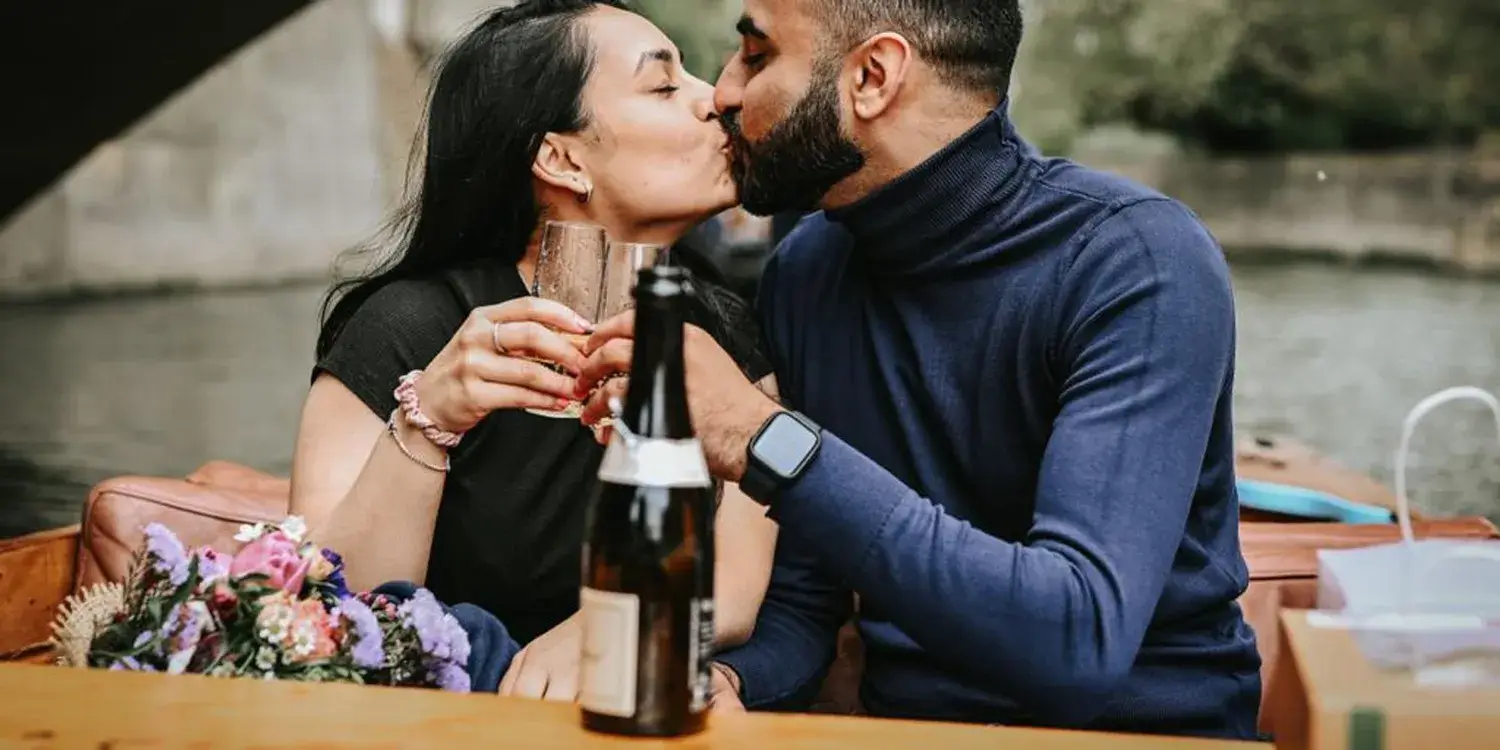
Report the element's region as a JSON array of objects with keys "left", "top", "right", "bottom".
[
  {"left": 688, "top": 597, "right": 714, "bottom": 713},
  {"left": 597, "top": 434, "right": 712, "bottom": 488},
  {"left": 579, "top": 587, "right": 639, "bottom": 718}
]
